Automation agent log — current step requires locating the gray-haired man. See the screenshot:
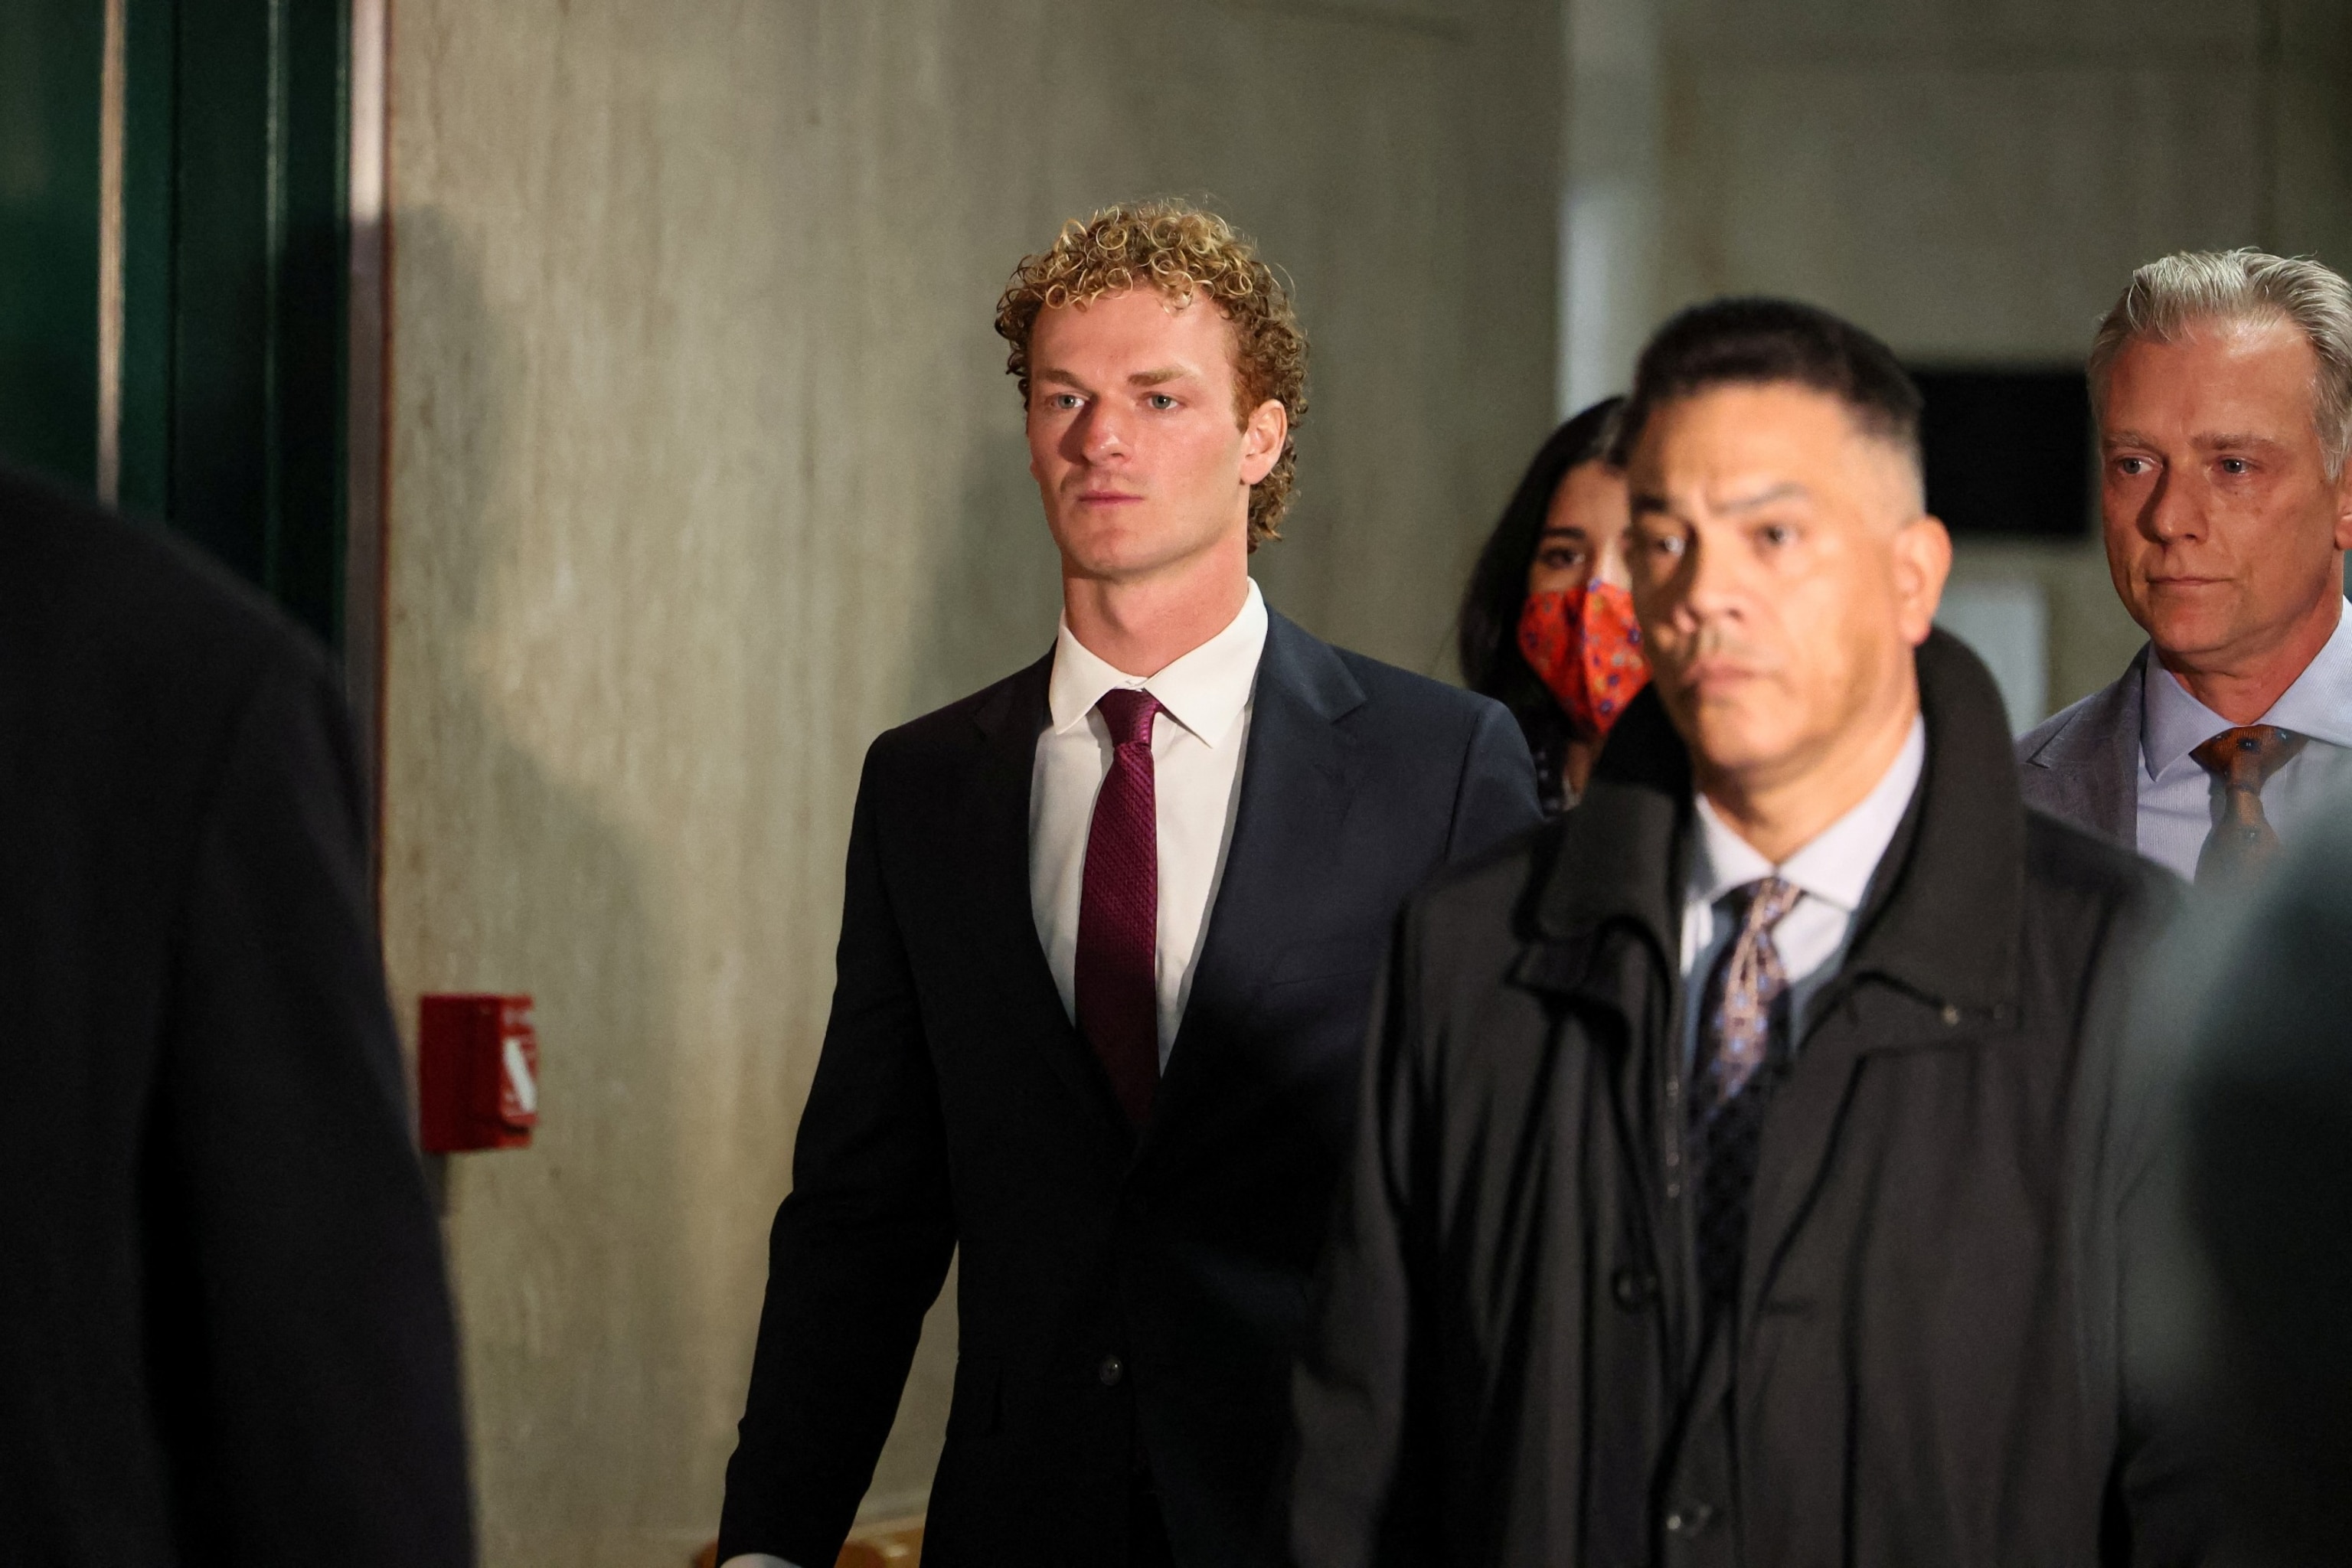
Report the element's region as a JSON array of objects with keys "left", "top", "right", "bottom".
[{"left": 2020, "top": 248, "right": 2352, "bottom": 887}]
